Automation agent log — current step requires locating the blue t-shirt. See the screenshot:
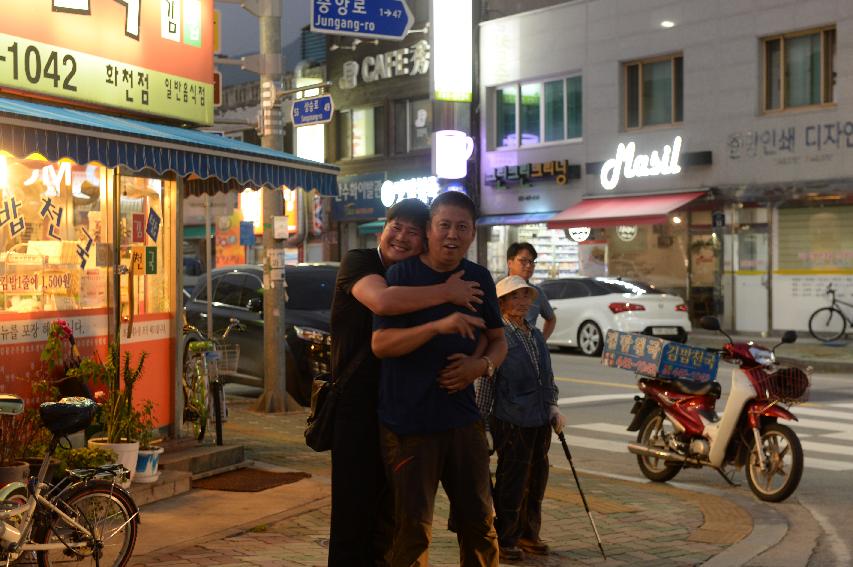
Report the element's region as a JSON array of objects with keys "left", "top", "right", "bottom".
[{"left": 374, "top": 256, "right": 503, "bottom": 436}]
